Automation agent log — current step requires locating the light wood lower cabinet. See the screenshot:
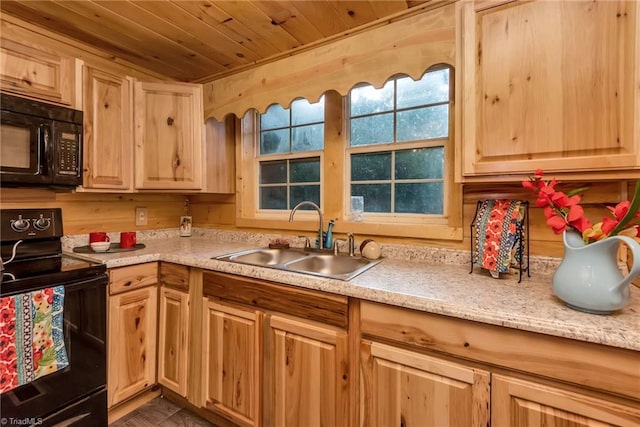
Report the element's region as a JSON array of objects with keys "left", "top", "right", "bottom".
[
  {"left": 492, "top": 374, "right": 640, "bottom": 427},
  {"left": 158, "top": 287, "right": 190, "bottom": 397},
  {"left": 360, "top": 340, "right": 490, "bottom": 427},
  {"left": 107, "top": 284, "right": 158, "bottom": 407},
  {"left": 266, "top": 314, "right": 349, "bottom": 427},
  {"left": 359, "top": 300, "right": 640, "bottom": 427},
  {"left": 202, "top": 299, "right": 263, "bottom": 427},
  {"left": 201, "top": 271, "right": 350, "bottom": 427},
  {"left": 105, "top": 264, "right": 639, "bottom": 426}
]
